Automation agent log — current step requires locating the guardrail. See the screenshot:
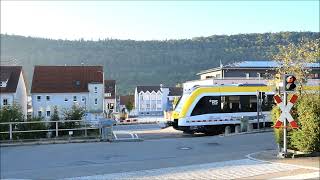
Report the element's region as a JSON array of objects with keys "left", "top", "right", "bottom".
[{"left": 0, "top": 120, "right": 101, "bottom": 141}]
